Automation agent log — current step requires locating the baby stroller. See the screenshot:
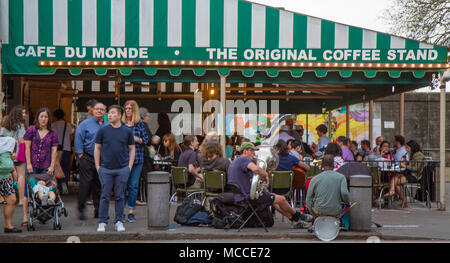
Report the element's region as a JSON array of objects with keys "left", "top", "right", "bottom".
[{"left": 26, "top": 173, "right": 68, "bottom": 231}]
